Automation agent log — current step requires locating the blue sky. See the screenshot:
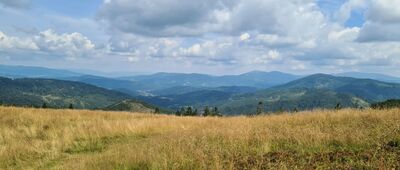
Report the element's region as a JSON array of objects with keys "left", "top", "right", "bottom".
[{"left": 0, "top": 0, "right": 400, "bottom": 76}]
